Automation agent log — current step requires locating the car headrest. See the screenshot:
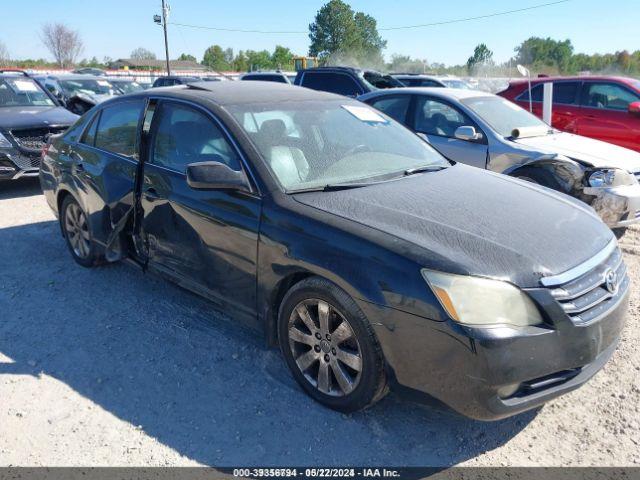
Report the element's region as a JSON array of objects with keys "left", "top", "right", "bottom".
[{"left": 259, "top": 119, "right": 287, "bottom": 142}]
